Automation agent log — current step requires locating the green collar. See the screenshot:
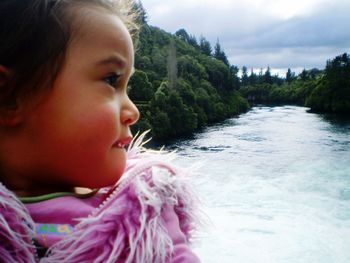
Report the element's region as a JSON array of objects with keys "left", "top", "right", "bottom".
[{"left": 19, "top": 192, "right": 77, "bottom": 203}]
